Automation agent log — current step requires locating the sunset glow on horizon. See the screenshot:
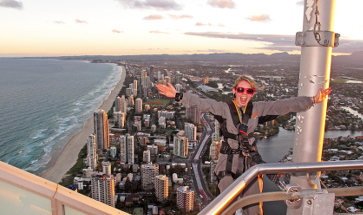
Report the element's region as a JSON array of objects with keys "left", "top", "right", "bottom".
[{"left": 1, "top": 0, "right": 362, "bottom": 57}]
